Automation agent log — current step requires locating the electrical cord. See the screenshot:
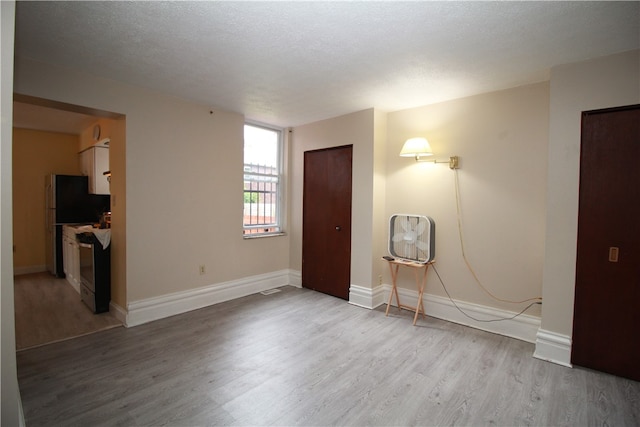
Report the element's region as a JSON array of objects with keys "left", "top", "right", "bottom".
[
  {"left": 453, "top": 168, "right": 542, "bottom": 304},
  {"left": 432, "top": 264, "right": 541, "bottom": 322}
]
